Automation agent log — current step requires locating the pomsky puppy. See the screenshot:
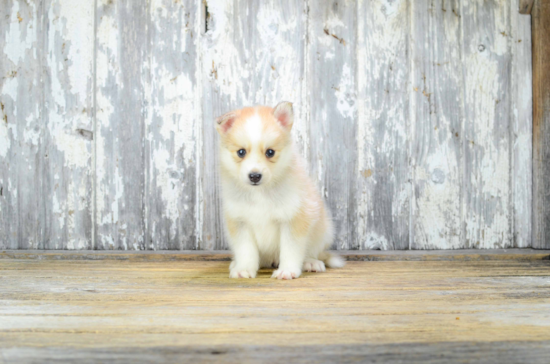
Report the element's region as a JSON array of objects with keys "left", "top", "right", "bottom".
[{"left": 215, "top": 101, "right": 345, "bottom": 280}]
